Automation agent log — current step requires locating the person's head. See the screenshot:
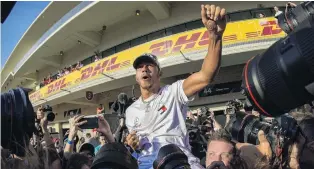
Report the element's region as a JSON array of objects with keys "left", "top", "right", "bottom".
[
  {"left": 206, "top": 129, "right": 247, "bottom": 169},
  {"left": 133, "top": 53, "right": 161, "bottom": 91},
  {"left": 259, "top": 13, "right": 265, "bottom": 18},
  {"left": 274, "top": 6, "right": 279, "bottom": 12},
  {"left": 66, "top": 153, "right": 90, "bottom": 169},
  {"left": 206, "top": 129, "right": 235, "bottom": 168},
  {"left": 98, "top": 104, "right": 103, "bottom": 109},
  {"left": 79, "top": 143, "right": 95, "bottom": 167},
  {"left": 86, "top": 133, "right": 91, "bottom": 139},
  {"left": 99, "top": 136, "right": 106, "bottom": 145}
]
